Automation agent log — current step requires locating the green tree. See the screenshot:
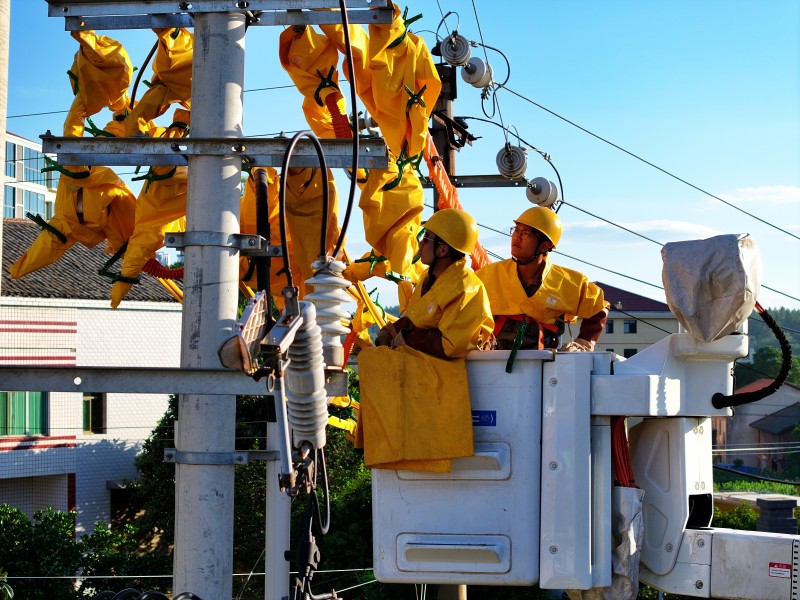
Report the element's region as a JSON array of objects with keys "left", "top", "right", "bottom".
[
  {"left": 734, "top": 346, "right": 800, "bottom": 390},
  {"left": 0, "top": 506, "right": 82, "bottom": 600},
  {"left": 746, "top": 308, "right": 800, "bottom": 357},
  {"left": 0, "top": 570, "right": 14, "bottom": 600},
  {"left": 79, "top": 521, "right": 172, "bottom": 597}
]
